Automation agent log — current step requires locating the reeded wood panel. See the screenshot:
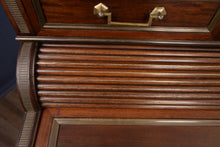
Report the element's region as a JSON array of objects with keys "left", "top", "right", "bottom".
[
  {"left": 39, "top": 0, "right": 219, "bottom": 27},
  {"left": 36, "top": 43, "right": 220, "bottom": 109}
]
